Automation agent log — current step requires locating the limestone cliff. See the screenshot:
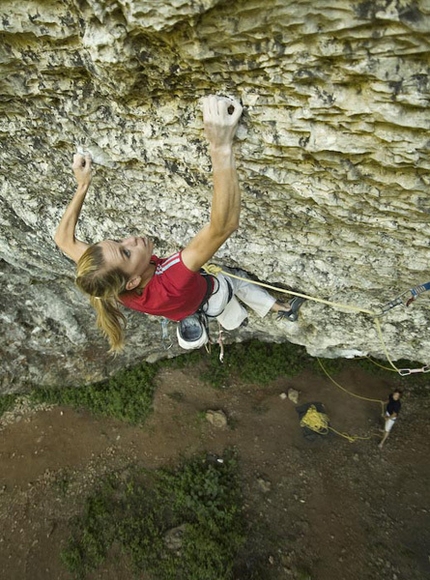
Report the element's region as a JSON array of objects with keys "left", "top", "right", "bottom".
[{"left": 1, "top": 0, "right": 430, "bottom": 391}]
